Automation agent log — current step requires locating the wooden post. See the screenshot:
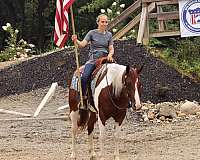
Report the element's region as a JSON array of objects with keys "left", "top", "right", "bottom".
[
  {"left": 157, "top": 5, "right": 165, "bottom": 31},
  {"left": 143, "top": 2, "right": 149, "bottom": 45},
  {"left": 137, "top": 2, "right": 148, "bottom": 44}
]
